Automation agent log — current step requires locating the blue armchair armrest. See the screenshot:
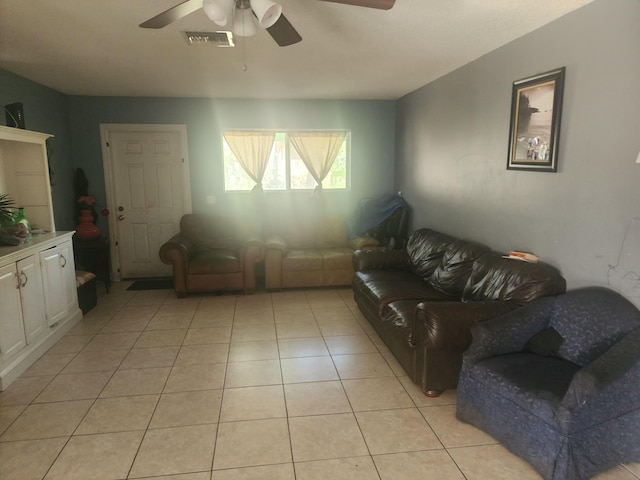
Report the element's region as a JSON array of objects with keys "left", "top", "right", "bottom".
[
  {"left": 558, "top": 327, "right": 640, "bottom": 430},
  {"left": 464, "top": 296, "right": 556, "bottom": 363}
]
